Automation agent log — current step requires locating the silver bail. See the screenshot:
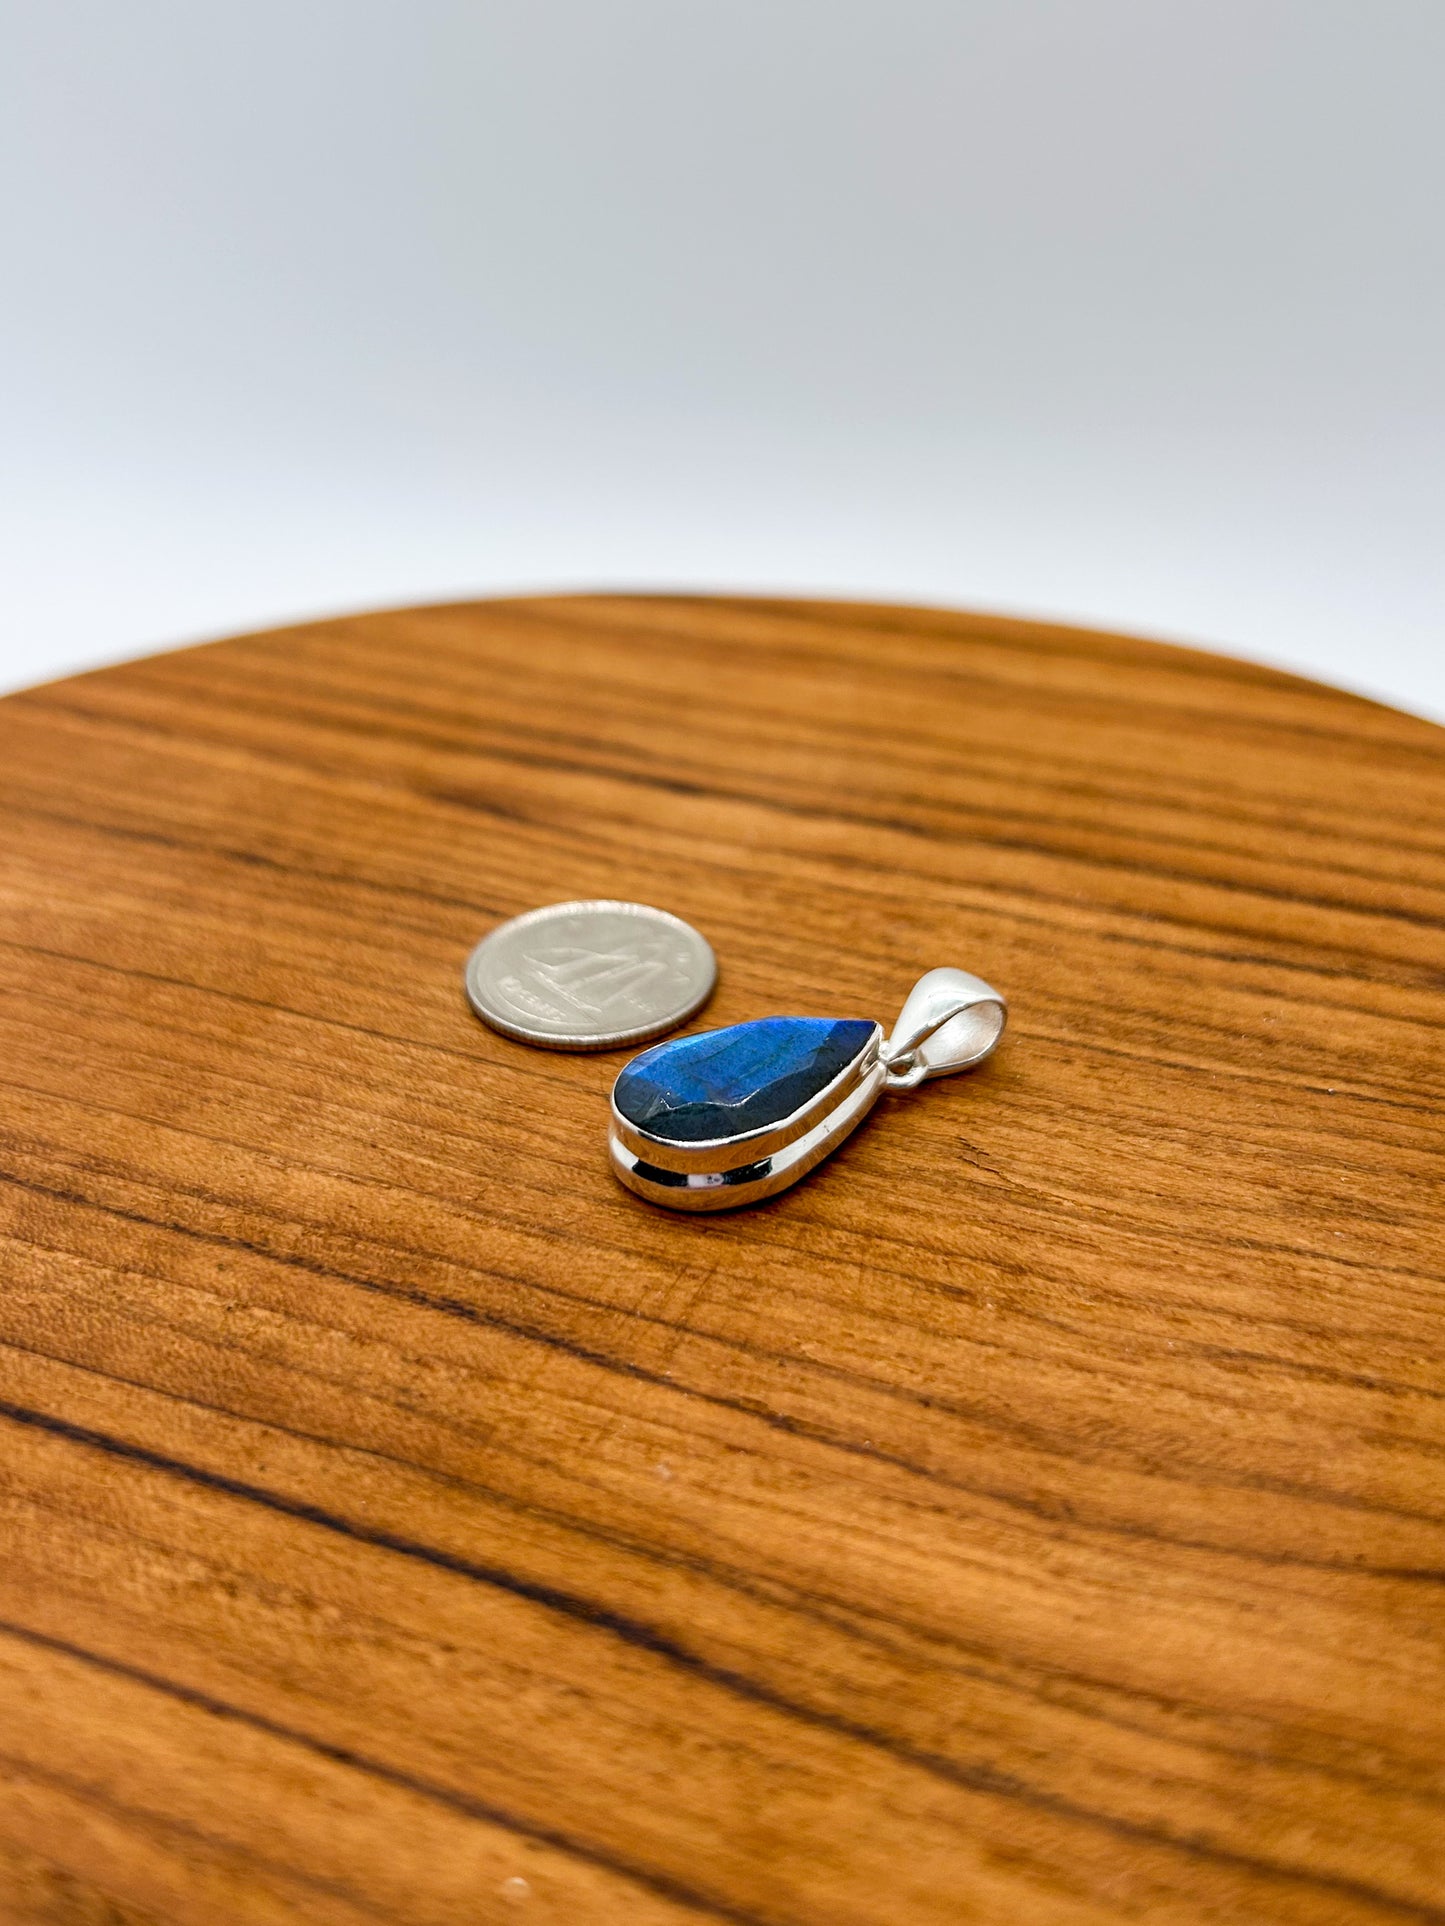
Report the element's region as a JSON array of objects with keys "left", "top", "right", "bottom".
[{"left": 880, "top": 968, "right": 1008, "bottom": 1089}]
